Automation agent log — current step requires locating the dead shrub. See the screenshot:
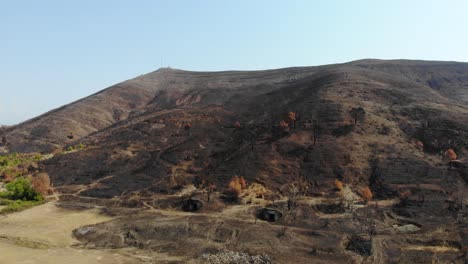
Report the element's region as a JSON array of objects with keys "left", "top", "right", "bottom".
[
  {"left": 239, "top": 176, "right": 247, "bottom": 189},
  {"left": 360, "top": 186, "right": 373, "bottom": 203},
  {"left": 288, "top": 112, "right": 296, "bottom": 128},
  {"left": 415, "top": 141, "right": 424, "bottom": 150},
  {"left": 225, "top": 176, "right": 241, "bottom": 198},
  {"left": 334, "top": 179, "right": 344, "bottom": 191},
  {"left": 279, "top": 120, "right": 289, "bottom": 131},
  {"left": 225, "top": 176, "right": 247, "bottom": 201},
  {"left": 444, "top": 149, "right": 457, "bottom": 161},
  {"left": 1, "top": 172, "right": 13, "bottom": 183},
  {"left": 399, "top": 190, "right": 412, "bottom": 200},
  {"left": 31, "top": 173, "right": 52, "bottom": 196},
  {"left": 398, "top": 190, "right": 412, "bottom": 206},
  {"left": 184, "top": 123, "right": 192, "bottom": 130}
]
